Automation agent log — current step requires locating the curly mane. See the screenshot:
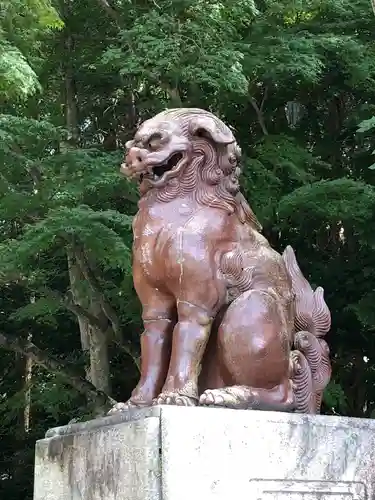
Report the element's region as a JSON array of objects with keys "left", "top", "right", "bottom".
[{"left": 143, "top": 108, "right": 262, "bottom": 232}]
